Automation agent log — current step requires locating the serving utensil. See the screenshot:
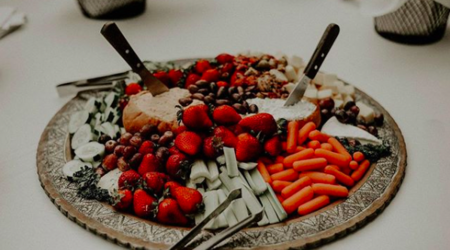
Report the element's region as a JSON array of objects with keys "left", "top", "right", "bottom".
[
  {"left": 284, "top": 23, "right": 340, "bottom": 106},
  {"left": 101, "top": 22, "right": 169, "bottom": 96}
]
